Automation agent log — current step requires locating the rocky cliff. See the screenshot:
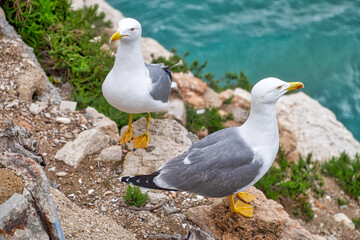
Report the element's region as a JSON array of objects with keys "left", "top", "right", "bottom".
[{"left": 0, "top": 1, "right": 359, "bottom": 240}]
